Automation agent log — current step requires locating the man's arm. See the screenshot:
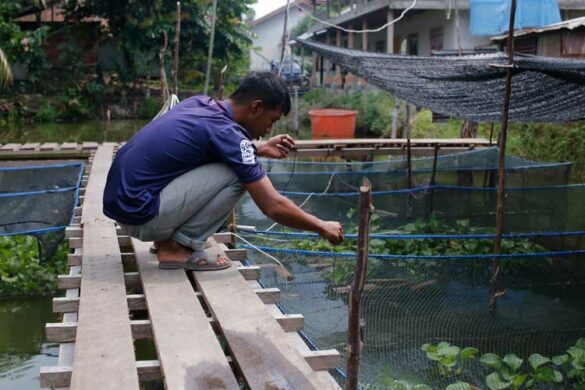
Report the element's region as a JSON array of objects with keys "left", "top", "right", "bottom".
[
  {"left": 254, "top": 134, "right": 295, "bottom": 159},
  {"left": 244, "top": 177, "right": 344, "bottom": 244}
]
